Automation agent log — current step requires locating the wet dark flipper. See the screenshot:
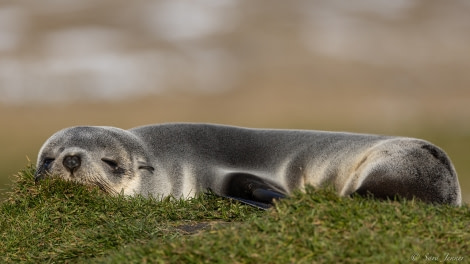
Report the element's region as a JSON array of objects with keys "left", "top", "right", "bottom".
[
  {"left": 220, "top": 173, "right": 287, "bottom": 209},
  {"left": 252, "top": 188, "right": 286, "bottom": 203}
]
